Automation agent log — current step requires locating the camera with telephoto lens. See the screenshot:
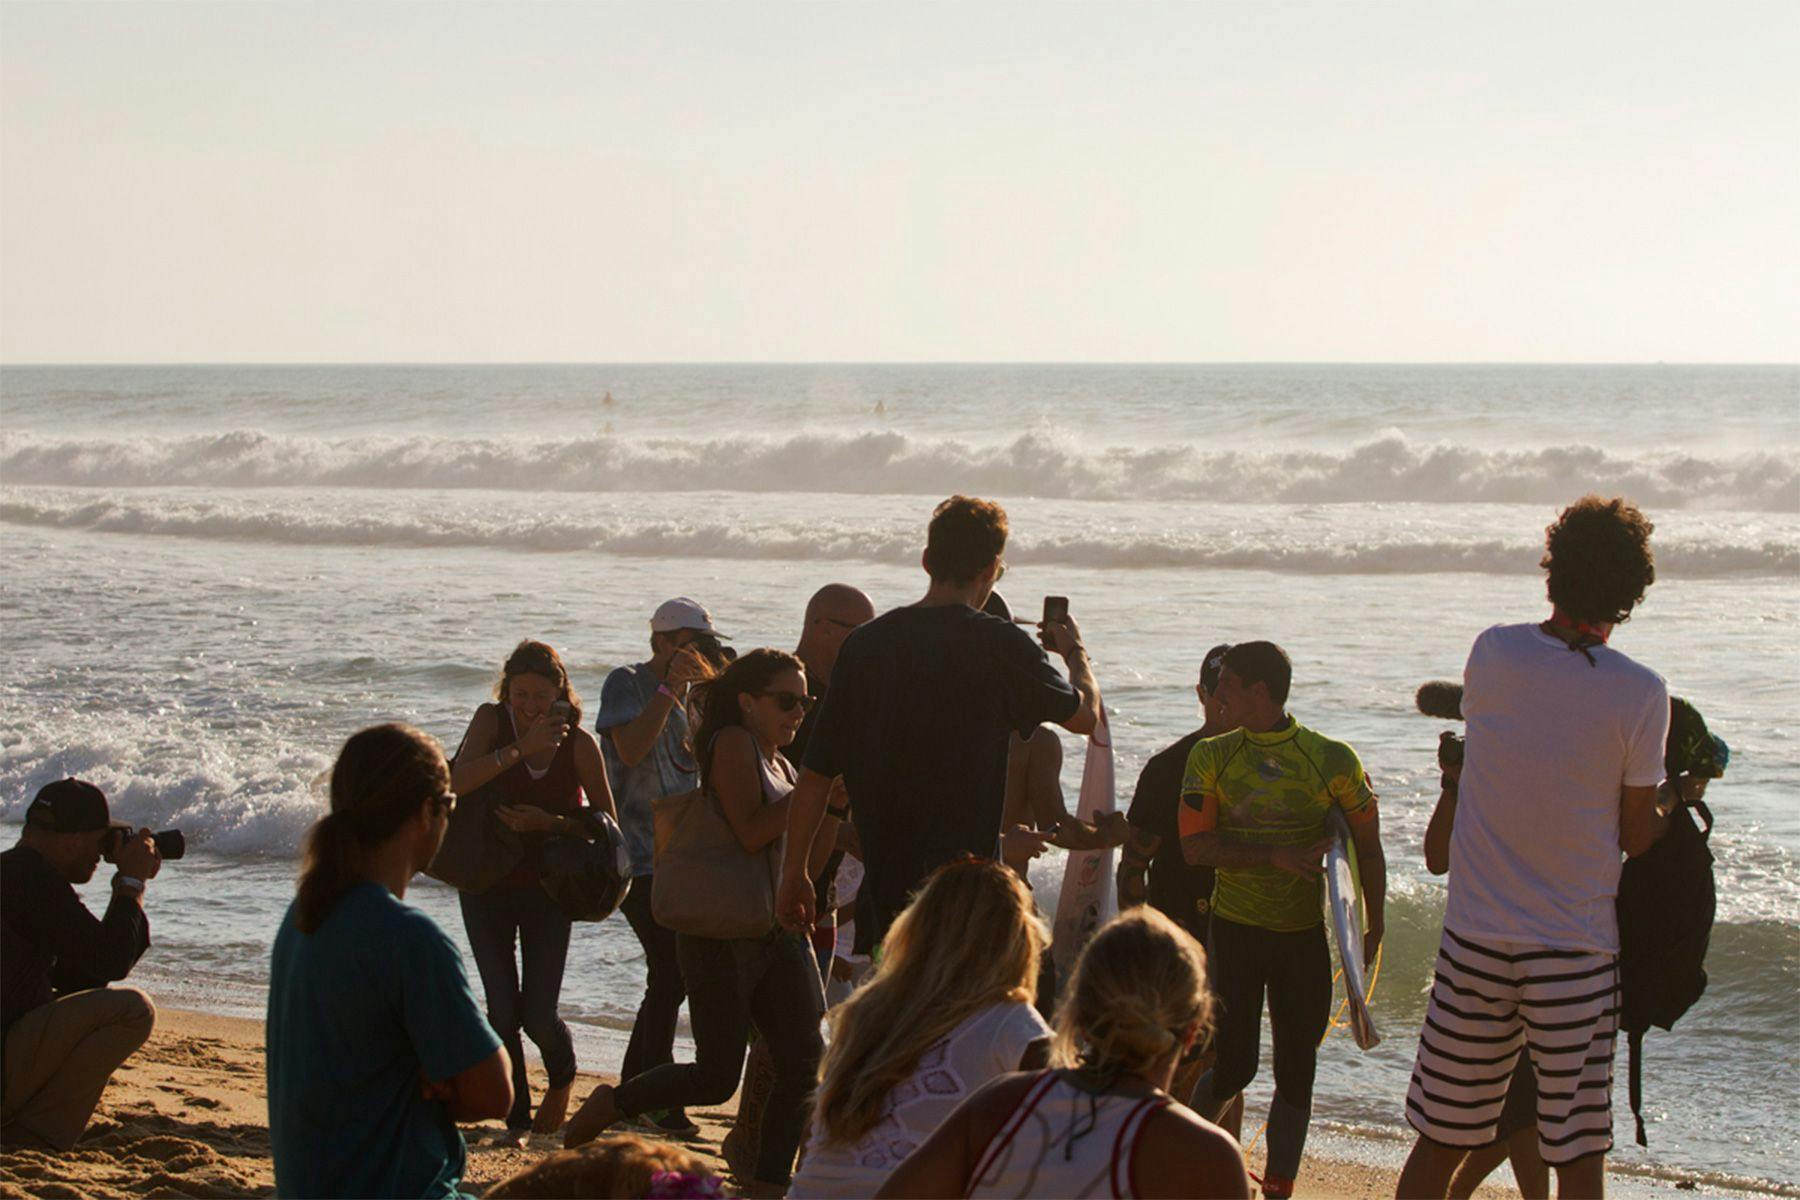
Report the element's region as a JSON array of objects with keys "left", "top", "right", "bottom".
[
  {"left": 1437, "top": 730, "right": 1465, "bottom": 771},
  {"left": 103, "top": 827, "right": 187, "bottom": 863}
]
